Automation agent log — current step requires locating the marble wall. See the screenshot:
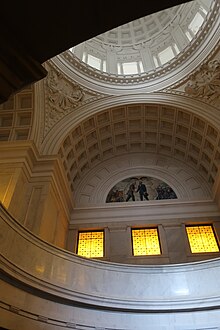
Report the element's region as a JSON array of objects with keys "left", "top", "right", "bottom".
[
  {"left": 2, "top": 205, "right": 220, "bottom": 329},
  {"left": 69, "top": 199, "right": 220, "bottom": 264},
  {"left": 69, "top": 216, "right": 220, "bottom": 264},
  {"left": 2, "top": 280, "right": 220, "bottom": 330}
]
